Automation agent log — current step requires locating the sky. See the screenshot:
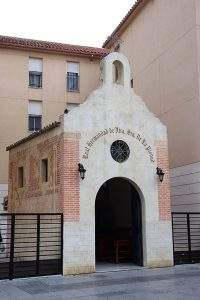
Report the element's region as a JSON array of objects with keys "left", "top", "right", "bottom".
[{"left": 0, "top": 0, "right": 136, "bottom": 47}]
